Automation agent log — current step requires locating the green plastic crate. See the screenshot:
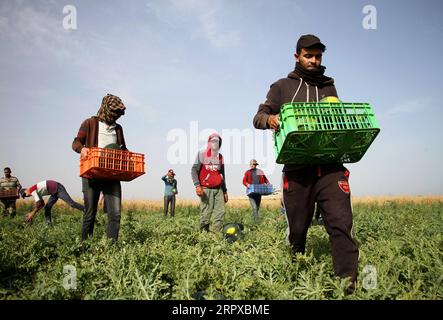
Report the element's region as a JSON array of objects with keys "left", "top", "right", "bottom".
[{"left": 274, "top": 102, "right": 380, "bottom": 164}]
